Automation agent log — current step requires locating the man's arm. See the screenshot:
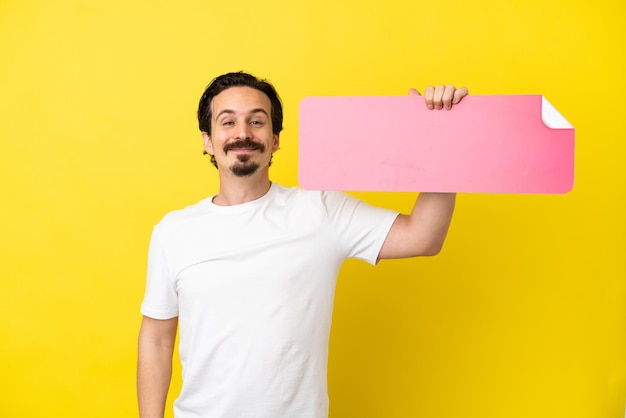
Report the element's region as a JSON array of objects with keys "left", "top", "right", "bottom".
[
  {"left": 379, "top": 192, "right": 456, "bottom": 259},
  {"left": 137, "top": 315, "right": 178, "bottom": 418},
  {"left": 378, "top": 85, "right": 468, "bottom": 260}
]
